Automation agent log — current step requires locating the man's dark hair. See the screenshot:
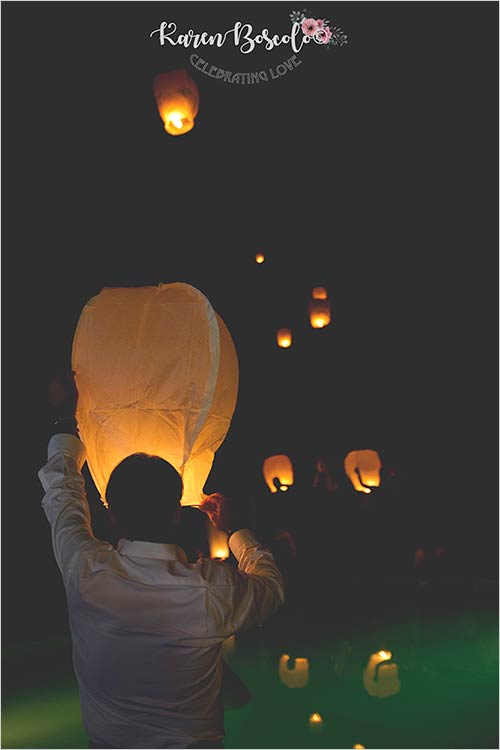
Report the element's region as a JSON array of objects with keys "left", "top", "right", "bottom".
[{"left": 106, "top": 453, "right": 183, "bottom": 542}]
